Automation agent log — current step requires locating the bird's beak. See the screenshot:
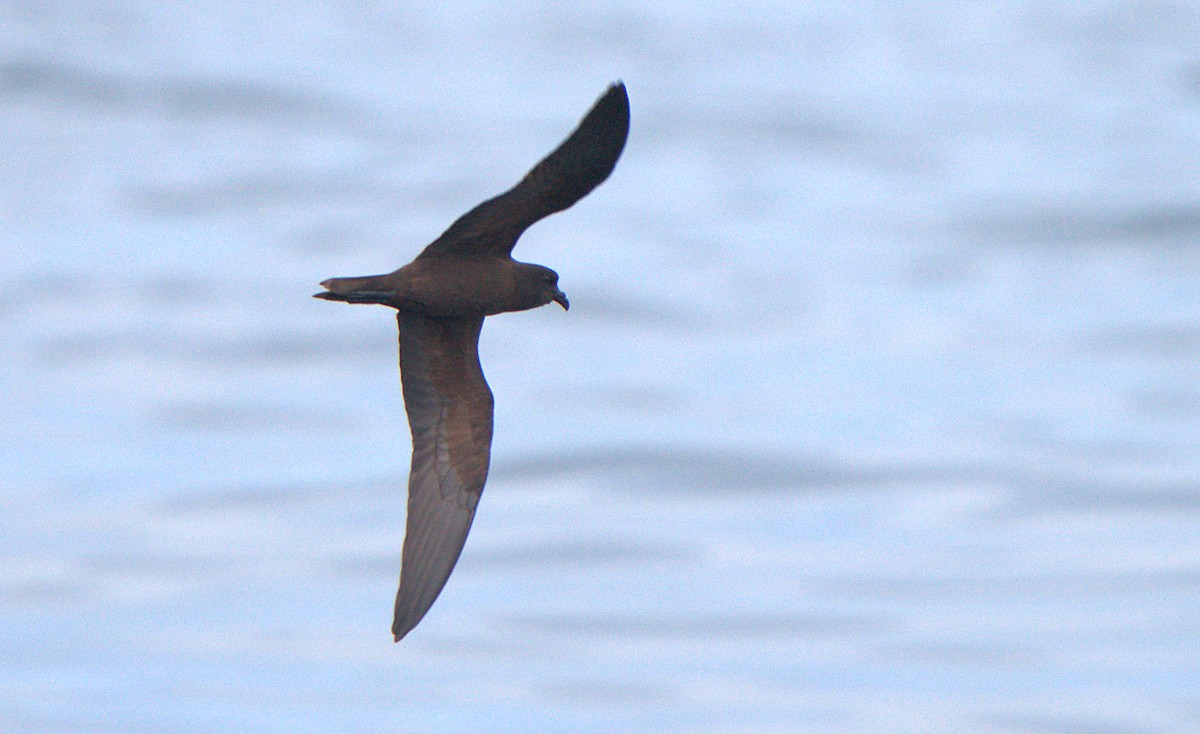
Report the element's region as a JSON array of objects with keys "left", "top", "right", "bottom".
[{"left": 552, "top": 289, "right": 570, "bottom": 311}]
